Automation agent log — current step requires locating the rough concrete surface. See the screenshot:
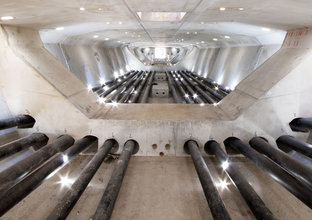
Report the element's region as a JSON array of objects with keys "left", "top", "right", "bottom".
[{"left": 1, "top": 156, "right": 312, "bottom": 220}]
